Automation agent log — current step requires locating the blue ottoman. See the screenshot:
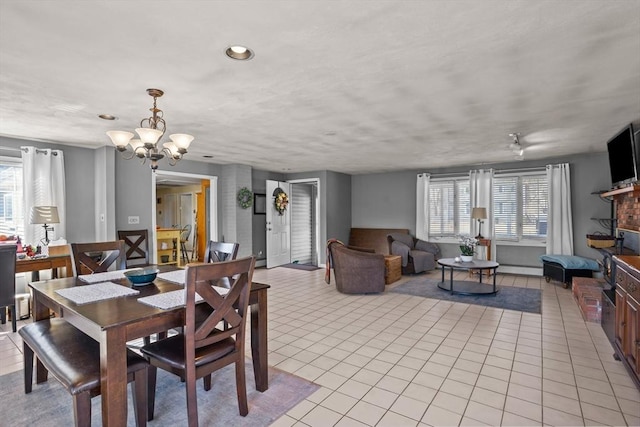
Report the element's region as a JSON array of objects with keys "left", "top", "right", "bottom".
[{"left": 540, "top": 255, "right": 600, "bottom": 289}]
